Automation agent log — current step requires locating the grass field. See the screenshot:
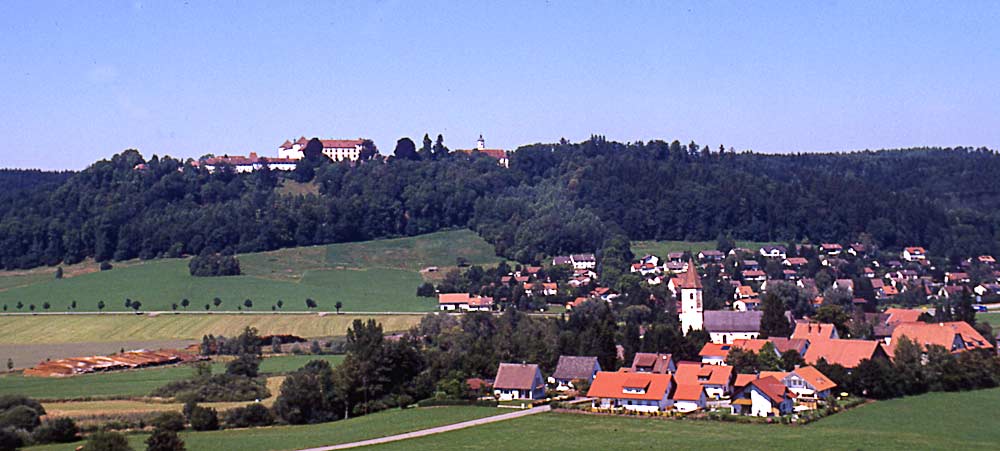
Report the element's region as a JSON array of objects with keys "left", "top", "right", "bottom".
[
  {"left": 0, "top": 229, "right": 501, "bottom": 313},
  {"left": 0, "top": 314, "right": 424, "bottom": 345},
  {"left": 977, "top": 311, "right": 1000, "bottom": 327},
  {"left": 0, "top": 355, "right": 344, "bottom": 400},
  {"left": 364, "top": 388, "right": 1000, "bottom": 451},
  {"left": 0, "top": 339, "right": 198, "bottom": 370},
  {"left": 29, "top": 406, "right": 503, "bottom": 451},
  {"left": 631, "top": 239, "right": 778, "bottom": 259}
]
